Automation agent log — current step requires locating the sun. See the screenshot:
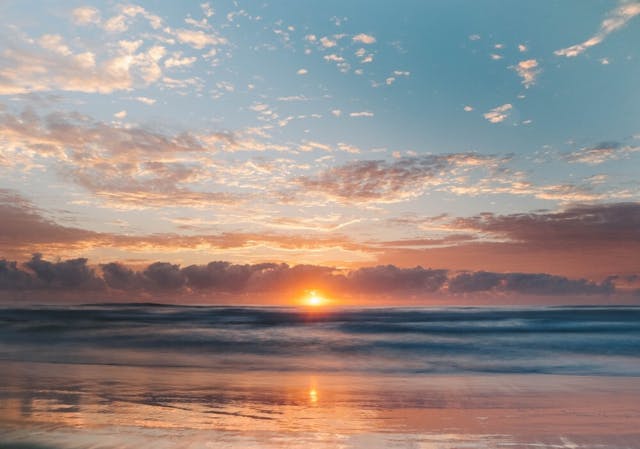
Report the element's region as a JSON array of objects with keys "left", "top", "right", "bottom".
[{"left": 303, "top": 290, "right": 326, "bottom": 307}]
